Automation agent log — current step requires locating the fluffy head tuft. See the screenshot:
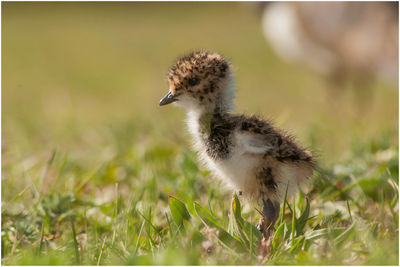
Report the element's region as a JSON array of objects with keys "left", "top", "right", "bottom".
[{"left": 166, "top": 51, "right": 235, "bottom": 112}]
